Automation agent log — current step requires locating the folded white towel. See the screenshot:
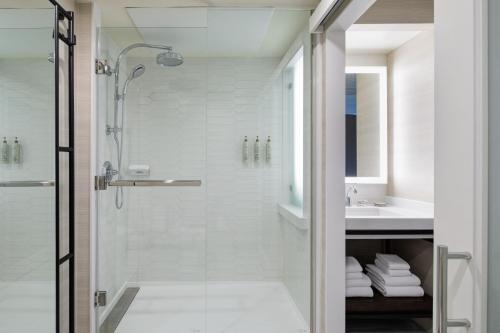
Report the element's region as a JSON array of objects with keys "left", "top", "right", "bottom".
[
  {"left": 376, "top": 253, "right": 410, "bottom": 270},
  {"left": 346, "top": 286, "right": 374, "bottom": 298},
  {"left": 346, "top": 256, "right": 363, "bottom": 273},
  {"left": 366, "top": 265, "right": 421, "bottom": 286},
  {"left": 346, "top": 272, "right": 363, "bottom": 280},
  {"left": 346, "top": 273, "right": 372, "bottom": 287},
  {"left": 372, "top": 280, "right": 424, "bottom": 297},
  {"left": 375, "top": 259, "right": 411, "bottom": 277}
]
